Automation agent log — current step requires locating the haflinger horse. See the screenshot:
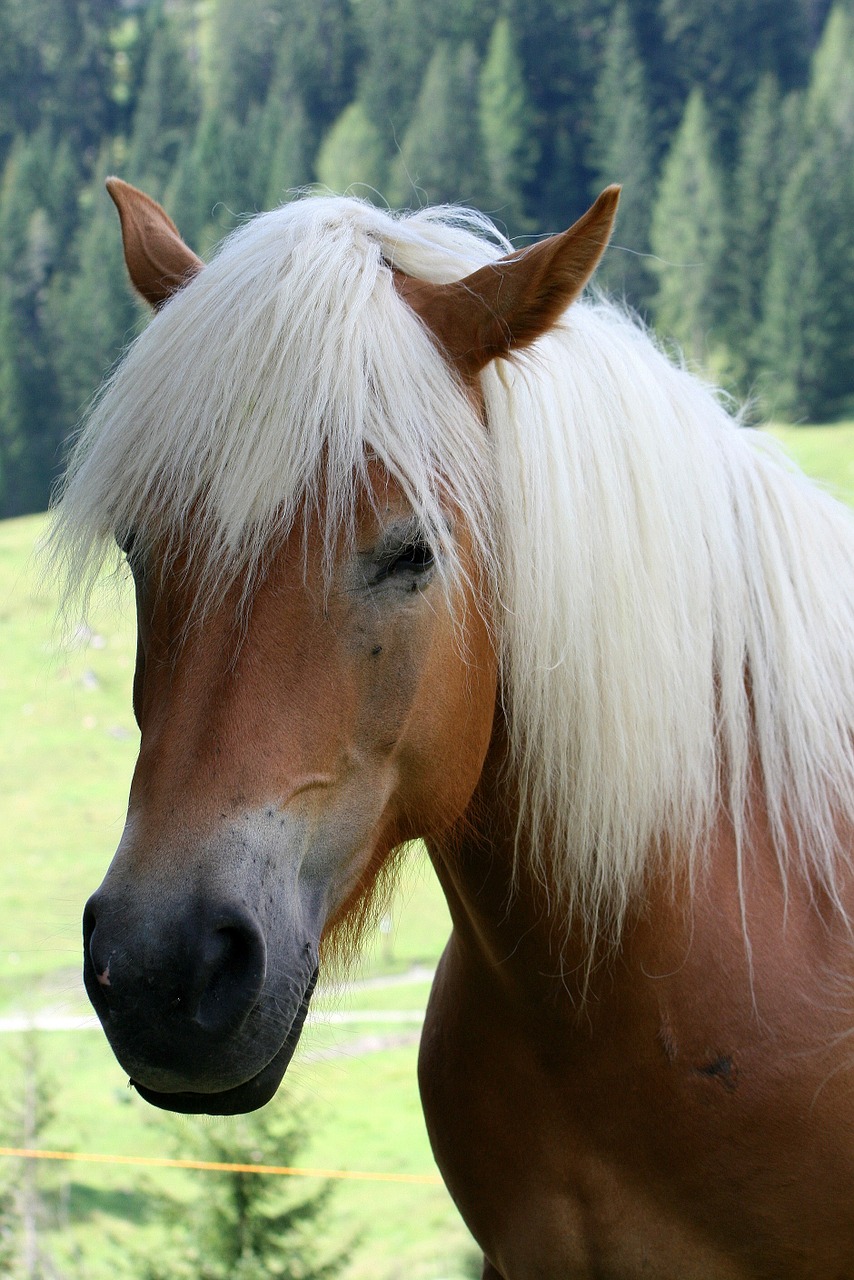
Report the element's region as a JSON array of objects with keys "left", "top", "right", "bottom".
[{"left": 52, "top": 176, "right": 854, "bottom": 1279}]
